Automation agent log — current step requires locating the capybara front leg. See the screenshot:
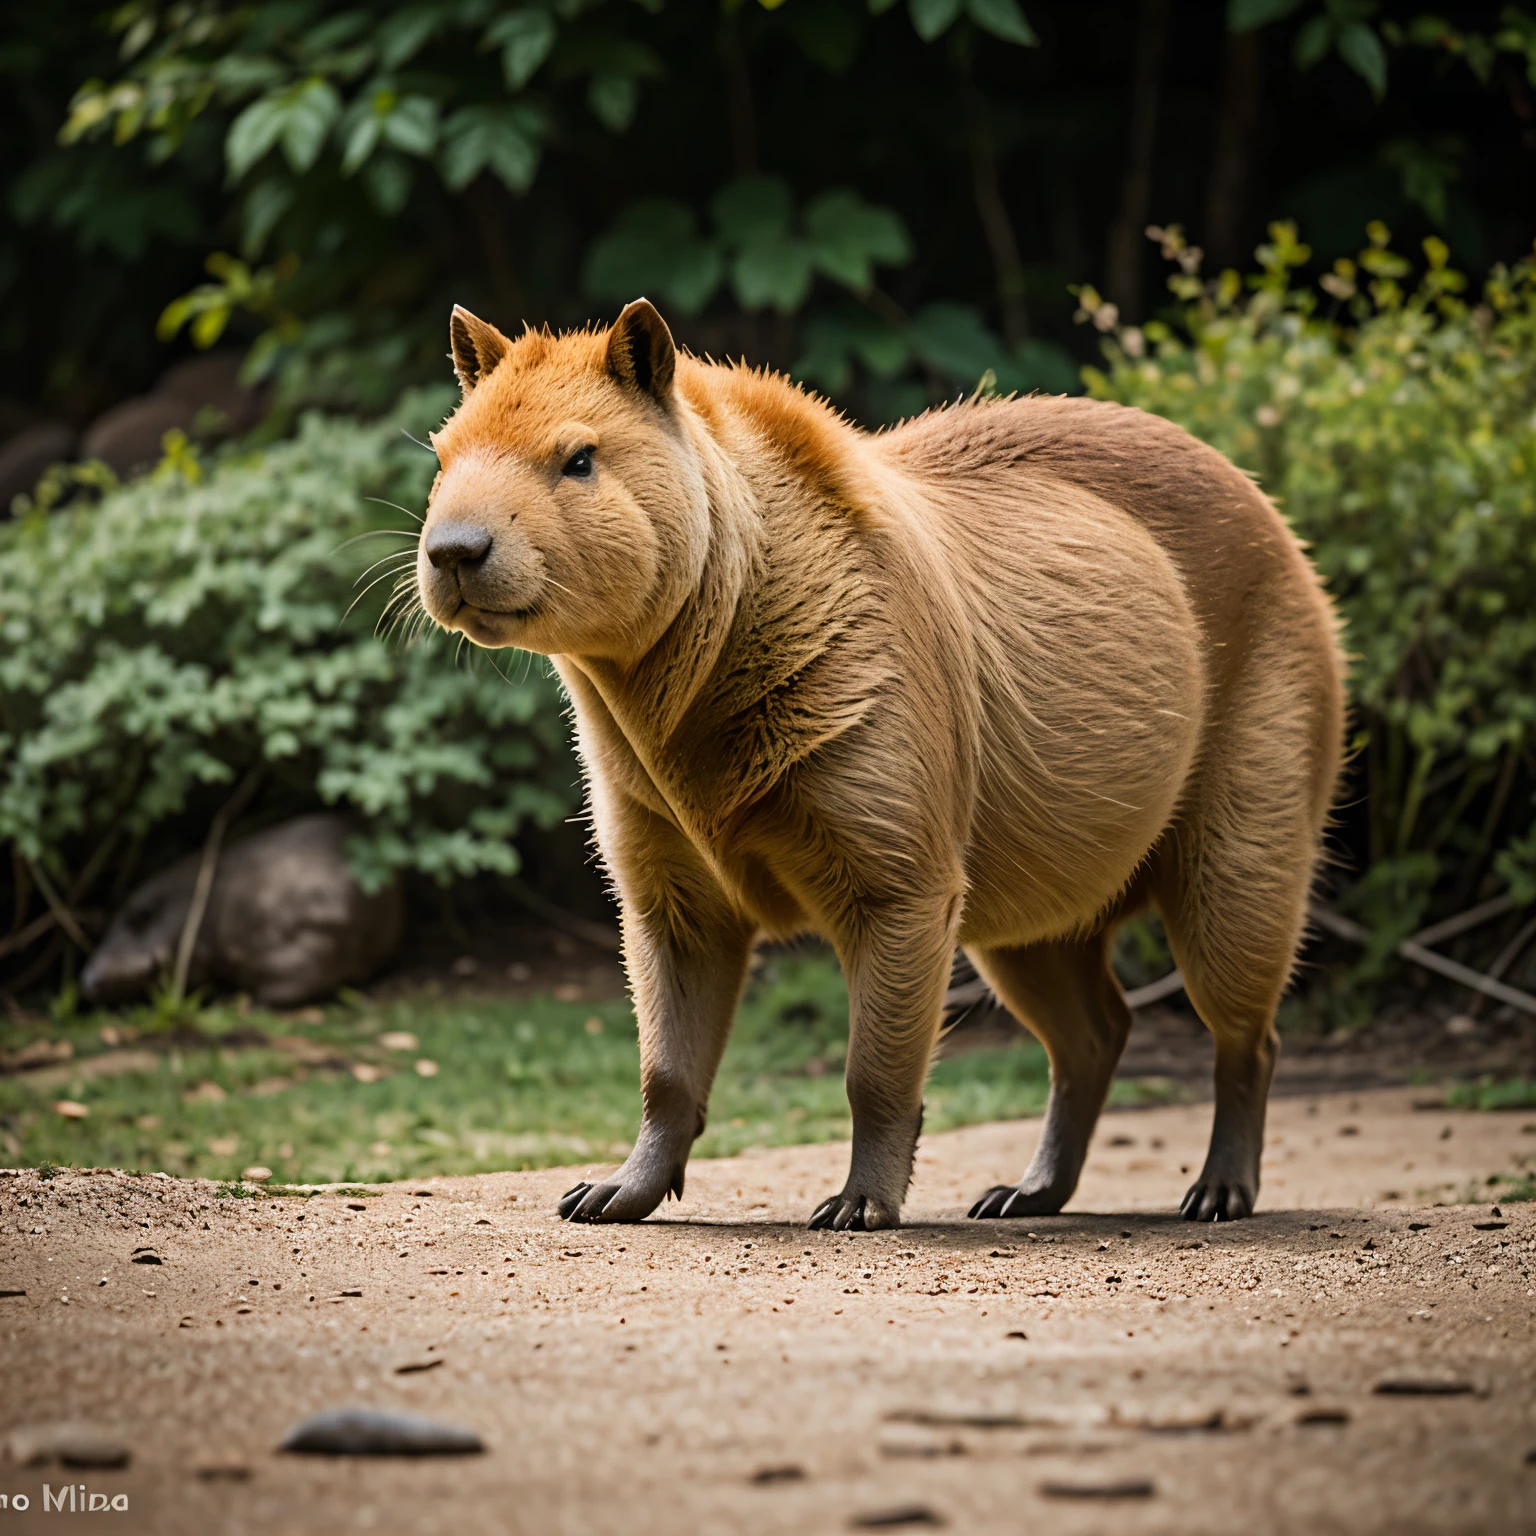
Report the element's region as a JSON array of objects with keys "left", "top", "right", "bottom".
[
  {"left": 561, "top": 899, "right": 753, "bottom": 1223},
  {"left": 809, "top": 899, "right": 956, "bottom": 1231}
]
